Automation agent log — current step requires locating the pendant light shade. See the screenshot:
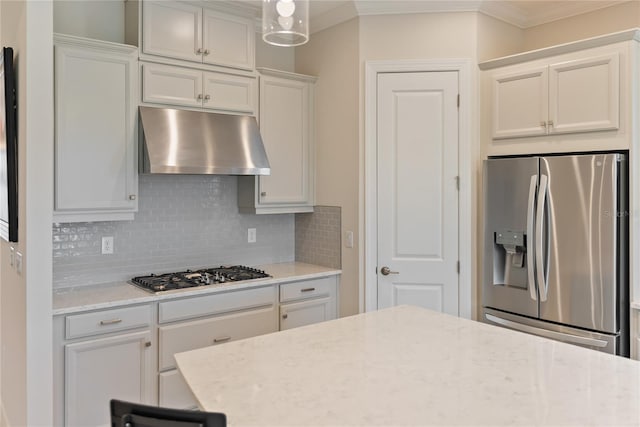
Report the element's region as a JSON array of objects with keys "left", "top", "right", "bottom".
[{"left": 262, "top": 0, "right": 309, "bottom": 47}]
